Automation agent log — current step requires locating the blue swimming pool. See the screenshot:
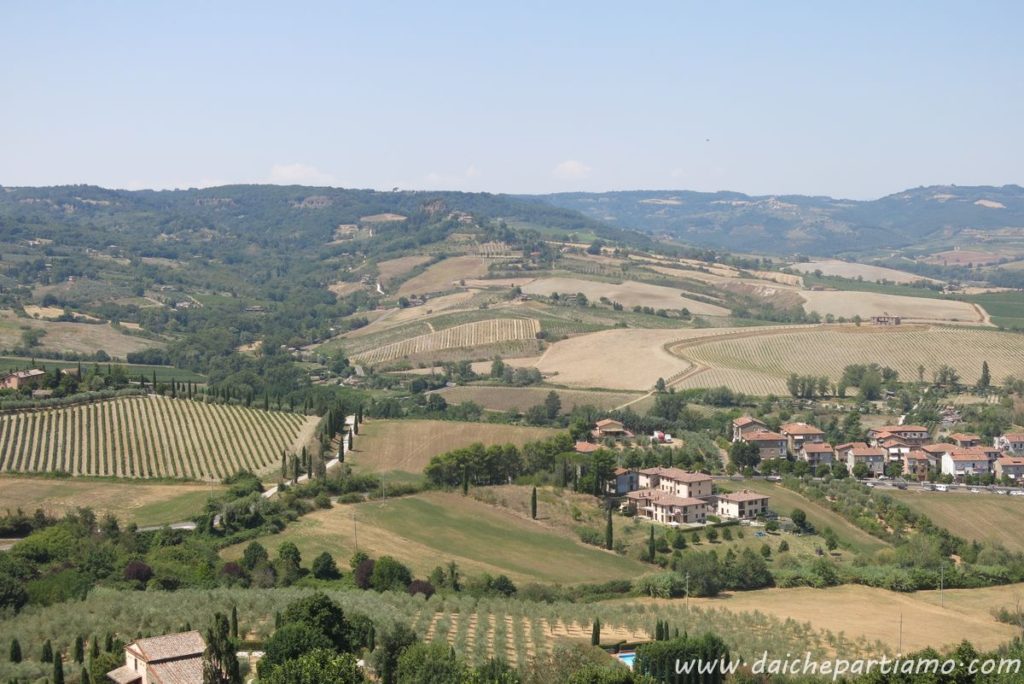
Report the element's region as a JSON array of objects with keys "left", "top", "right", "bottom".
[{"left": 616, "top": 652, "right": 636, "bottom": 669}]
